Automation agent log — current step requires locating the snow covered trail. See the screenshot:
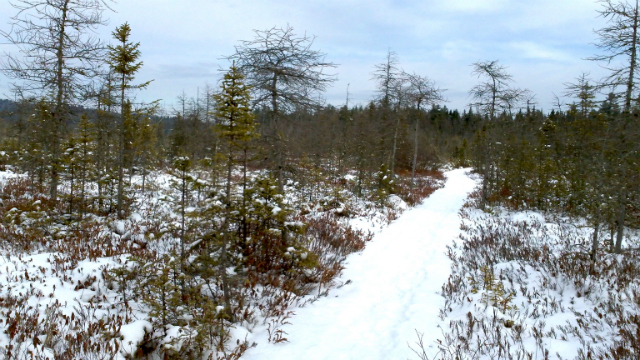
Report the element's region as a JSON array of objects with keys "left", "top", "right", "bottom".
[{"left": 242, "top": 168, "right": 477, "bottom": 360}]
